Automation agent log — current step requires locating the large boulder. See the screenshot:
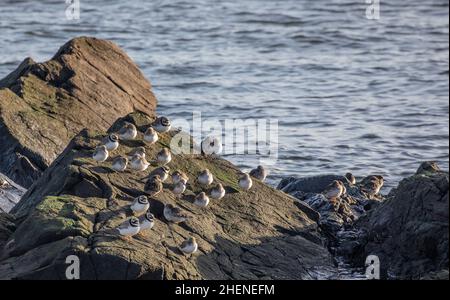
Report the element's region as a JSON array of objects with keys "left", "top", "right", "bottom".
[
  {"left": 0, "top": 37, "right": 157, "bottom": 188},
  {"left": 347, "top": 162, "right": 449, "bottom": 279},
  {"left": 1, "top": 113, "right": 336, "bottom": 280}
]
